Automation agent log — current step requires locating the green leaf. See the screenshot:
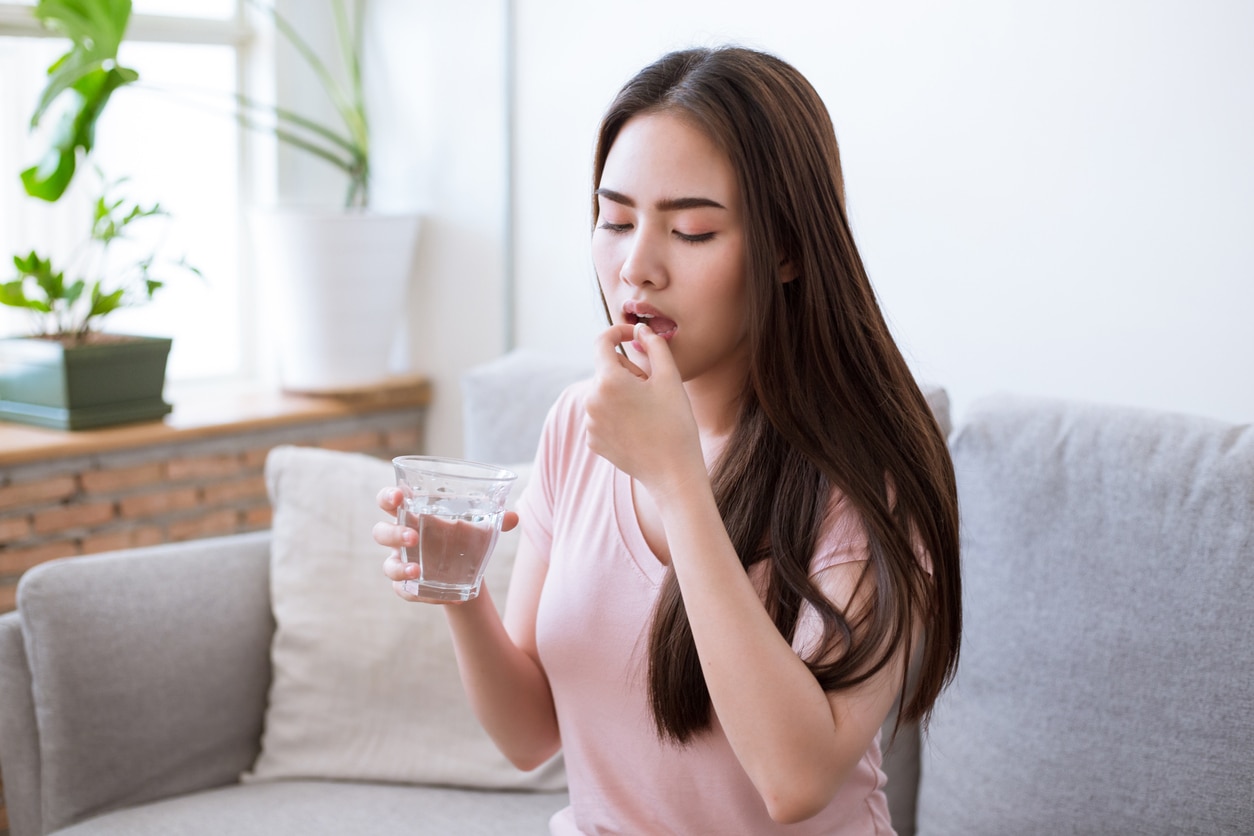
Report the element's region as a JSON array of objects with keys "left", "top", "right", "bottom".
[
  {"left": 13, "top": 251, "right": 47, "bottom": 276},
  {"left": 144, "top": 279, "right": 163, "bottom": 298},
  {"left": 93, "top": 215, "right": 117, "bottom": 242},
  {"left": 23, "top": 65, "right": 139, "bottom": 201},
  {"left": 176, "top": 257, "right": 205, "bottom": 280},
  {"left": 34, "top": 268, "right": 66, "bottom": 301},
  {"left": 0, "top": 280, "right": 29, "bottom": 306},
  {"left": 23, "top": 0, "right": 139, "bottom": 201},
  {"left": 64, "top": 279, "right": 86, "bottom": 306},
  {"left": 12, "top": 251, "right": 60, "bottom": 295},
  {"left": 121, "top": 201, "right": 164, "bottom": 227},
  {"left": 90, "top": 182, "right": 163, "bottom": 242},
  {"left": 0, "top": 280, "right": 53, "bottom": 313},
  {"left": 30, "top": 0, "right": 135, "bottom": 123},
  {"left": 88, "top": 283, "right": 124, "bottom": 318},
  {"left": 20, "top": 148, "right": 77, "bottom": 202},
  {"left": 234, "top": 93, "right": 360, "bottom": 157}
]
